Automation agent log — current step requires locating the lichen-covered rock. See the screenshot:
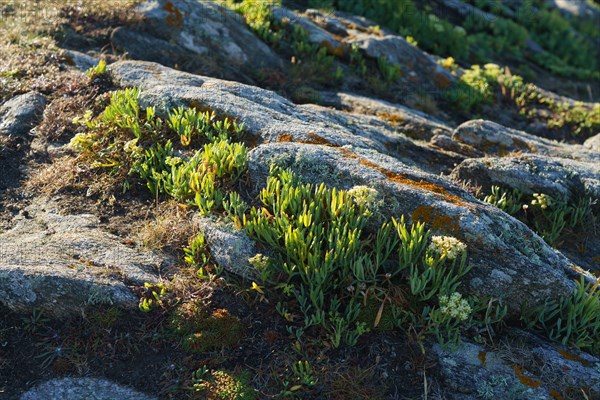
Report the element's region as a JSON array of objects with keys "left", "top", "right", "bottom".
[
  {"left": 584, "top": 132, "right": 600, "bottom": 151},
  {"left": 450, "top": 119, "right": 599, "bottom": 162},
  {"left": 108, "top": 61, "right": 460, "bottom": 175},
  {"left": 0, "top": 91, "right": 47, "bottom": 137},
  {"left": 318, "top": 91, "right": 453, "bottom": 141},
  {"left": 432, "top": 330, "right": 600, "bottom": 399},
  {"left": 111, "top": 0, "right": 283, "bottom": 81},
  {"left": 450, "top": 154, "right": 600, "bottom": 204},
  {"left": 247, "top": 142, "right": 582, "bottom": 315},
  {"left": 106, "top": 60, "right": 590, "bottom": 314},
  {"left": 20, "top": 377, "right": 156, "bottom": 400},
  {"left": 195, "top": 216, "right": 258, "bottom": 280},
  {"left": 0, "top": 197, "right": 171, "bottom": 317}
]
